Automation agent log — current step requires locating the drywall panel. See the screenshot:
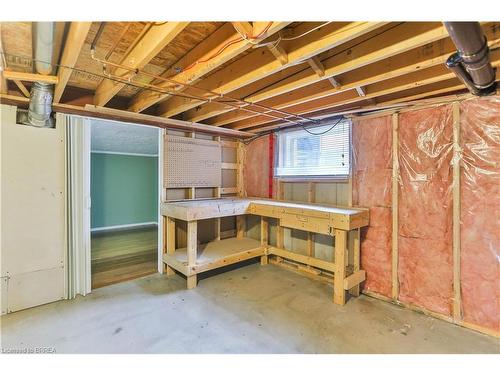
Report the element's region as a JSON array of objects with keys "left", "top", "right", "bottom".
[
  {"left": 1, "top": 105, "right": 66, "bottom": 276},
  {"left": 1, "top": 104, "right": 66, "bottom": 312},
  {"left": 164, "top": 135, "right": 221, "bottom": 188},
  {"left": 7, "top": 267, "right": 65, "bottom": 313},
  {"left": 398, "top": 105, "right": 453, "bottom": 316},
  {"left": 460, "top": 97, "right": 500, "bottom": 331},
  {"left": 352, "top": 115, "right": 393, "bottom": 297}
]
